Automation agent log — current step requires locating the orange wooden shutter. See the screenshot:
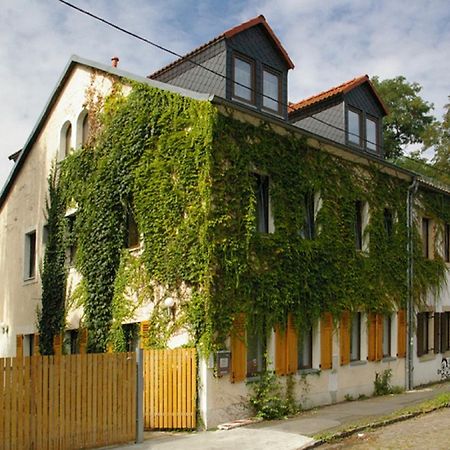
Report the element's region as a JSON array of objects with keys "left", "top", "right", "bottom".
[
  {"left": 340, "top": 311, "right": 350, "bottom": 365},
  {"left": 53, "top": 333, "right": 62, "bottom": 355},
  {"left": 320, "top": 312, "right": 333, "bottom": 370},
  {"left": 16, "top": 334, "right": 24, "bottom": 358},
  {"left": 79, "top": 328, "right": 88, "bottom": 354},
  {"left": 140, "top": 321, "right": 150, "bottom": 347},
  {"left": 275, "top": 324, "right": 287, "bottom": 375},
  {"left": 231, "top": 313, "right": 246, "bottom": 383},
  {"left": 286, "top": 314, "right": 298, "bottom": 374},
  {"left": 397, "top": 309, "right": 406, "bottom": 358},
  {"left": 375, "top": 314, "right": 383, "bottom": 361}
]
